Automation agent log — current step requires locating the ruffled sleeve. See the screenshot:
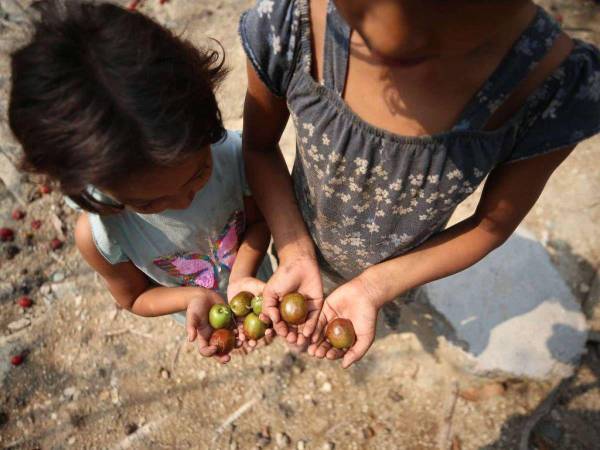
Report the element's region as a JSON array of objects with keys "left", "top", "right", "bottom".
[
  {"left": 239, "top": 0, "right": 301, "bottom": 97},
  {"left": 505, "top": 40, "right": 600, "bottom": 163},
  {"left": 88, "top": 213, "right": 129, "bottom": 265}
]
